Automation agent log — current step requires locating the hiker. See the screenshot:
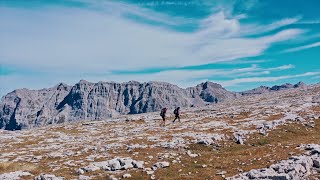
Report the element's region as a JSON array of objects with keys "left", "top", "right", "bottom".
[
  {"left": 160, "top": 107, "right": 167, "bottom": 127},
  {"left": 172, "top": 107, "right": 180, "bottom": 123}
]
